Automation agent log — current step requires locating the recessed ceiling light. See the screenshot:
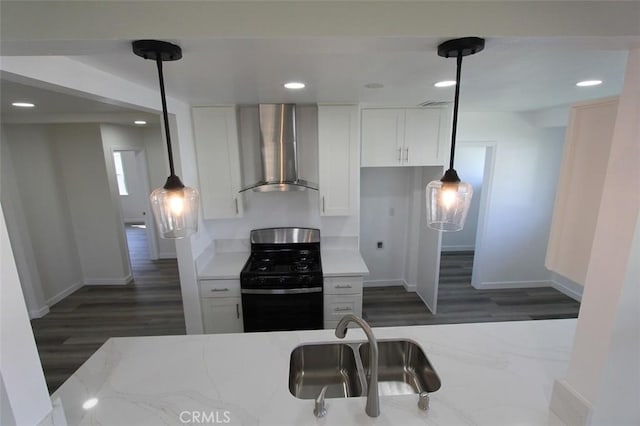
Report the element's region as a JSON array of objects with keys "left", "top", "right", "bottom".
[
  {"left": 364, "top": 83, "right": 384, "bottom": 89},
  {"left": 576, "top": 80, "right": 603, "bottom": 87},
  {"left": 434, "top": 81, "right": 456, "bottom": 88},
  {"left": 12, "top": 102, "right": 35, "bottom": 108},
  {"left": 284, "top": 82, "right": 305, "bottom": 90},
  {"left": 134, "top": 120, "right": 147, "bottom": 125},
  {"left": 82, "top": 398, "right": 98, "bottom": 410}
]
